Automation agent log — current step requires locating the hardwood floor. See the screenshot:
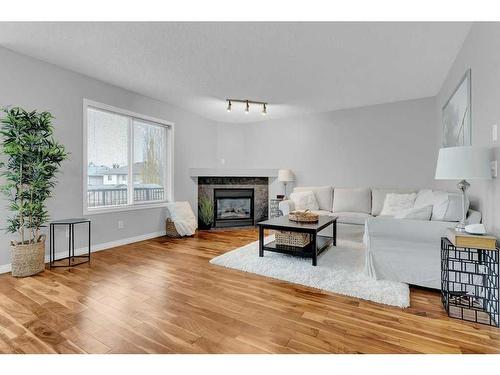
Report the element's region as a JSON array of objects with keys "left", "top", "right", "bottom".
[{"left": 0, "top": 228, "right": 499, "bottom": 354}]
